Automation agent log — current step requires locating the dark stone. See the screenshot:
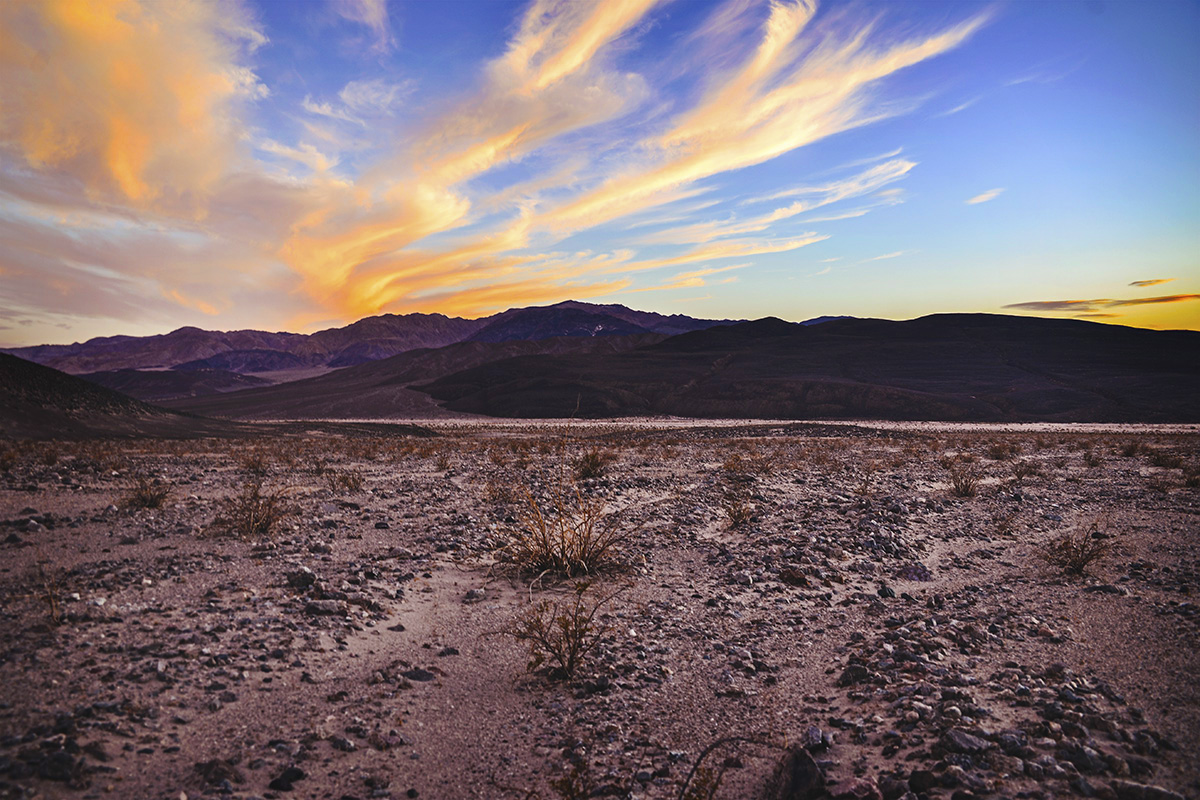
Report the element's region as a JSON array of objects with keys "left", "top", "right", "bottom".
[
  {"left": 940, "top": 728, "right": 992, "bottom": 755},
  {"left": 830, "top": 777, "right": 883, "bottom": 800},
  {"left": 1058, "top": 743, "right": 1106, "bottom": 774},
  {"left": 269, "top": 766, "right": 307, "bottom": 791},
  {"left": 838, "top": 664, "right": 871, "bottom": 686},
  {"left": 764, "top": 745, "right": 824, "bottom": 800},
  {"left": 401, "top": 668, "right": 436, "bottom": 682},
  {"left": 909, "top": 770, "right": 938, "bottom": 793},
  {"left": 1111, "top": 780, "right": 1186, "bottom": 800},
  {"left": 38, "top": 750, "right": 77, "bottom": 782}
]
